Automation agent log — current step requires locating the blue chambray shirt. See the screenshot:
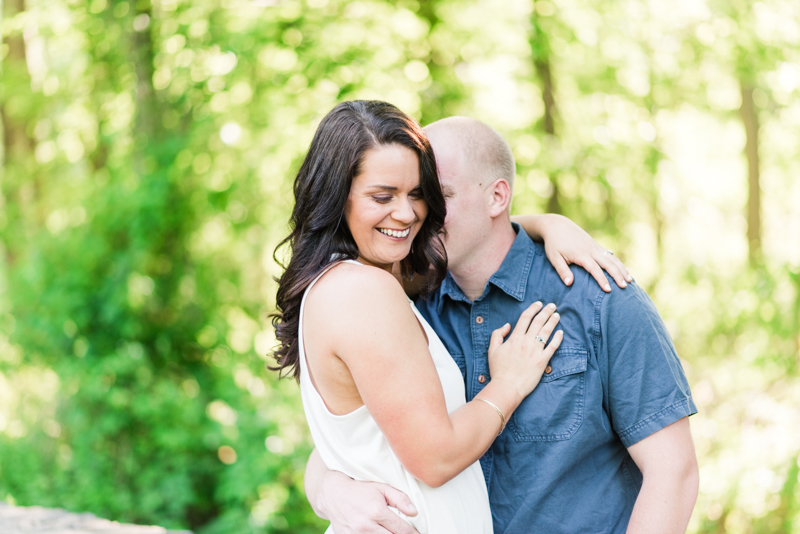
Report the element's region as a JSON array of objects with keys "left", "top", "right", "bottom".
[{"left": 415, "top": 225, "right": 697, "bottom": 534}]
